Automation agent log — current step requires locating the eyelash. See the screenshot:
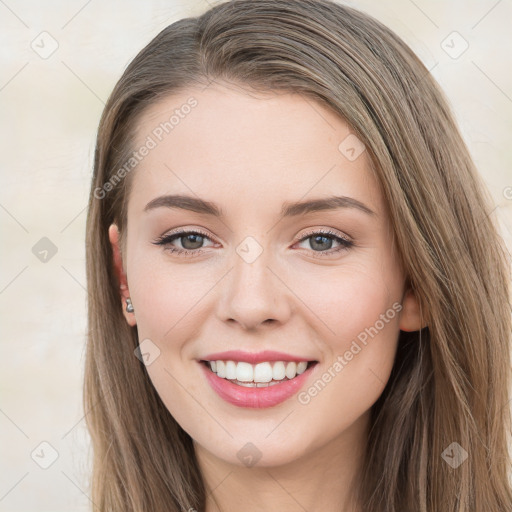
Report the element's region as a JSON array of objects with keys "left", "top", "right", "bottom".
[{"left": 152, "top": 228, "right": 354, "bottom": 259}]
